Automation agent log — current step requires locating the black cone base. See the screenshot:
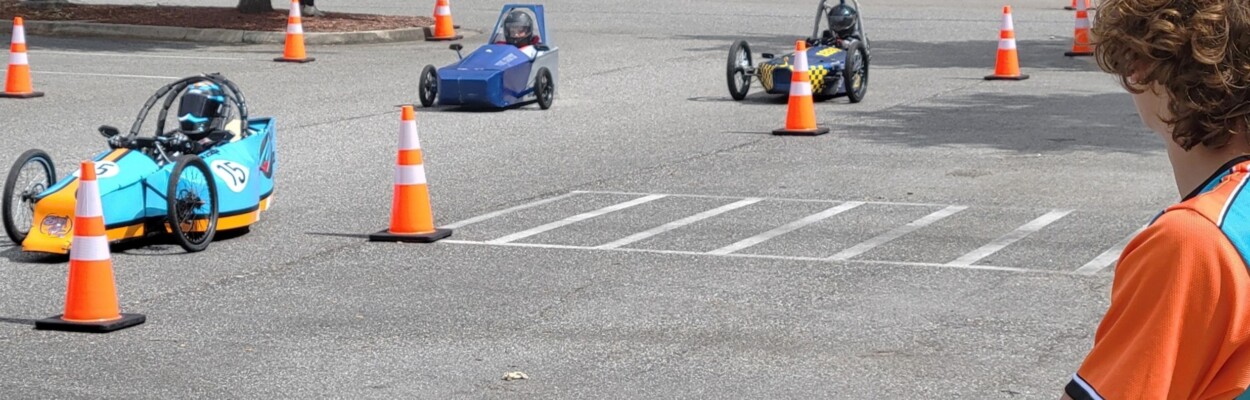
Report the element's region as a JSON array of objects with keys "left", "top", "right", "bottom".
[
  {"left": 1064, "top": 51, "right": 1093, "bottom": 57},
  {"left": 984, "top": 74, "right": 1030, "bottom": 81},
  {"left": 35, "top": 313, "right": 146, "bottom": 333},
  {"left": 0, "top": 91, "right": 44, "bottom": 98},
  {"left": 369, "top": 228, "right": 453, "bottom": 243},
  {"left": 274, "top": 57, "right": 316, "bottom": 63},
  {"left": 773, "top": 127, "right": 830, "bottom": 136},
  {"left": 426, "top": 35, "right": 463, "bottom": 42}
]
